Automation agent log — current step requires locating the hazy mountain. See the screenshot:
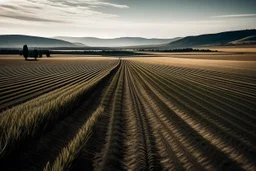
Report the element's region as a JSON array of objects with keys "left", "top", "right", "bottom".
[
  {"left": 55, "top": 36, "right": 181, "bottom": 47},
  {"left": 160, "top": 30, "right": 256, "bottom": 49},
  {"left": 0, "top": 35, "right": 76, "bottom": 48},
  {"left": 229, "top": 35, "right": 256, "bottom": 45},
  {"left": 72, "top": 42, "right": 87, "bottom": 47}
]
